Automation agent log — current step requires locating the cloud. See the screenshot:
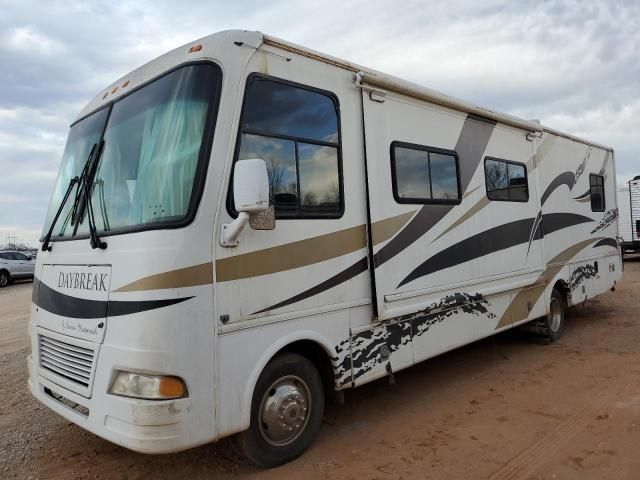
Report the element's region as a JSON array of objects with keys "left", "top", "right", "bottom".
[{"left": 1, "top": 0, "right": 639, "bottom": 243}]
